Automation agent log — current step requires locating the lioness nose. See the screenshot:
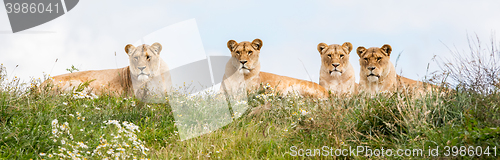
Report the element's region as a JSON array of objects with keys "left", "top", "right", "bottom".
[
  {"left": 138, "top": 66, "right": 146, "bottom": 71},
  {"left": 368, "top": 67, "right": 376, "bottom": 71},
  {"left": 332, "top": 63, "right": 340, "bottom": 67},
  {"left": 240, "top": 60, "right": 247, "bottom": 64}
]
